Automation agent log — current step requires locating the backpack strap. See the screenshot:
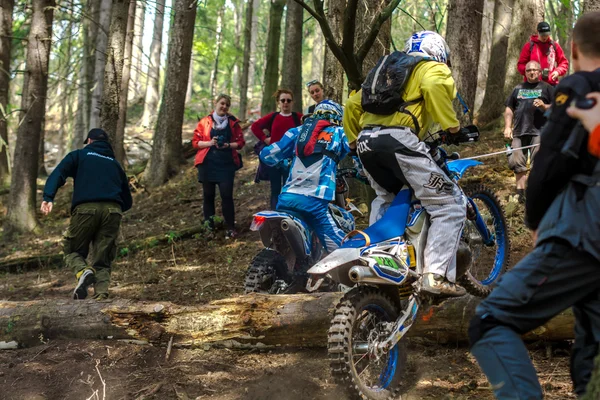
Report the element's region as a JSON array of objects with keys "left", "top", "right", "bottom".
[
  {"left": 399, "top": 97, "right": 424, "bottom": 134},
  {"left": 266, "top": 112, "right": 280, "bottom": 136},
  {"left": 292, "top": 112, "right": 301, "bottom": 126}
]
